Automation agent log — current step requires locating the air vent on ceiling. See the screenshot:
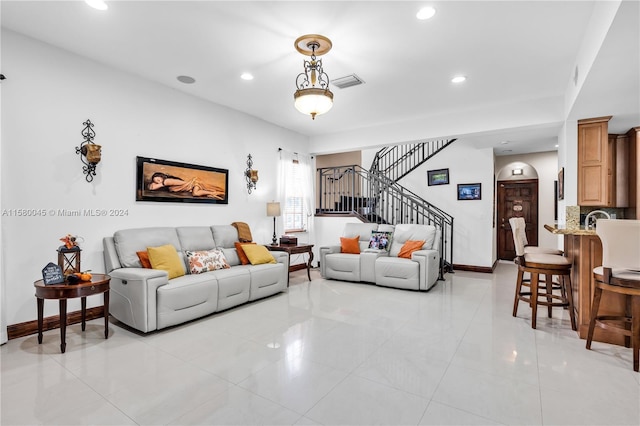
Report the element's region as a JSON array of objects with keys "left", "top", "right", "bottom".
[{"left": 332, "top": 74, "right": 365, "bottom": 89}]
